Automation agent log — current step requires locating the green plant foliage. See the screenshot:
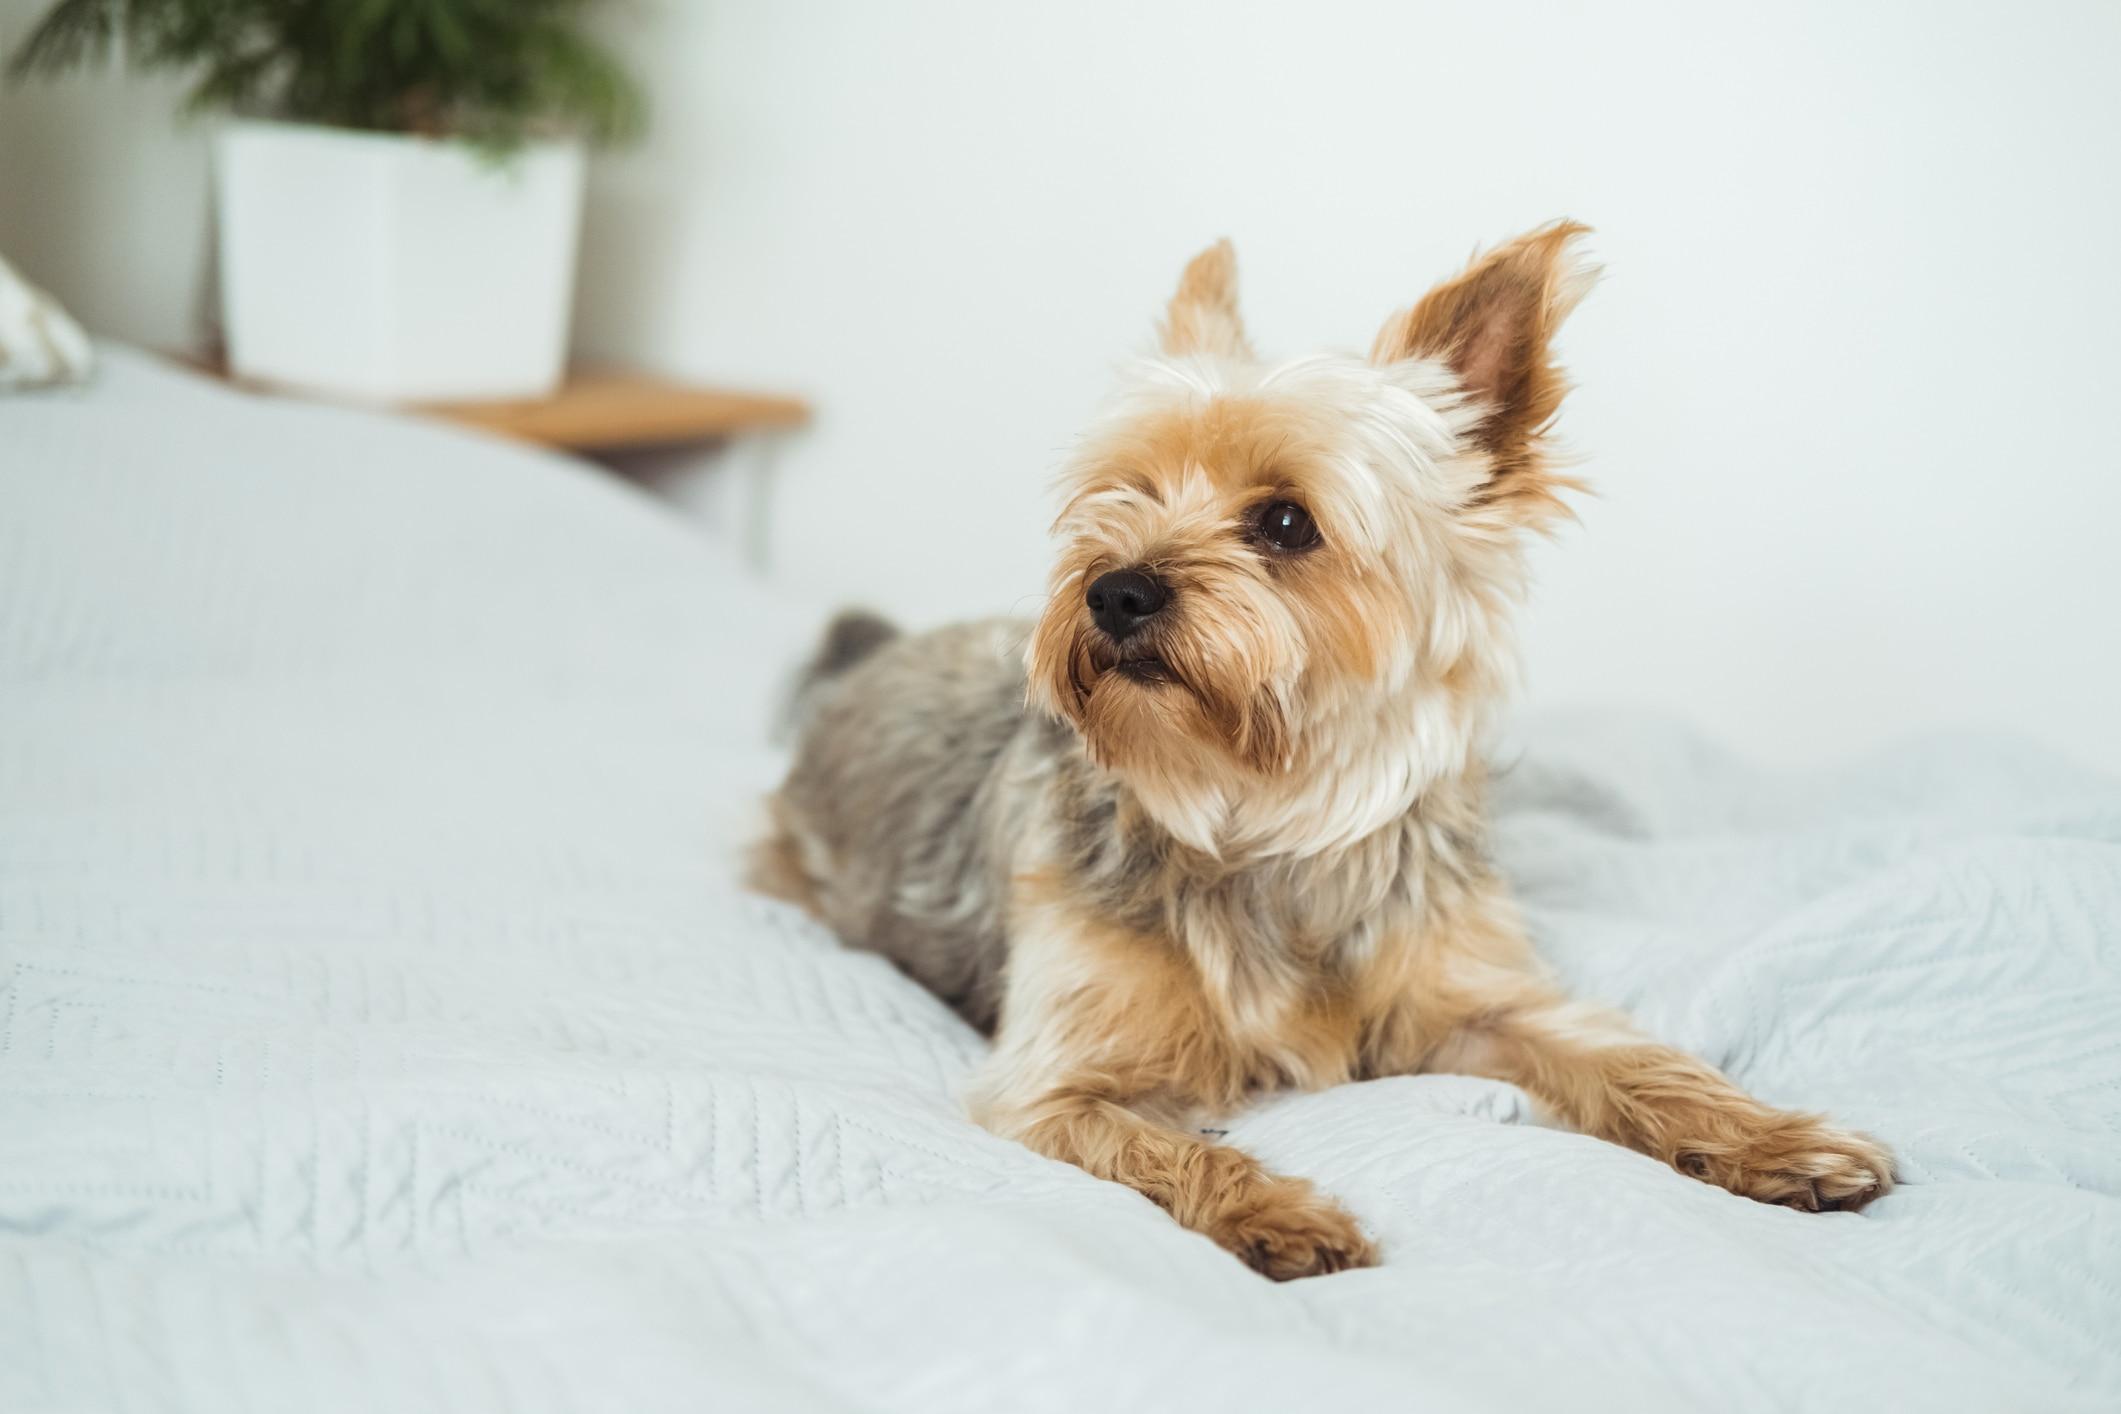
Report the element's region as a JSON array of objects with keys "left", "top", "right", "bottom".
[{"left": 5, "top": 0, "right": 646, "bottom": 150}]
